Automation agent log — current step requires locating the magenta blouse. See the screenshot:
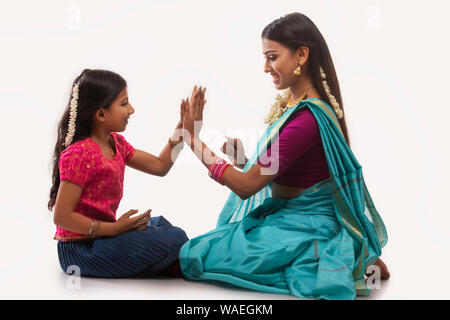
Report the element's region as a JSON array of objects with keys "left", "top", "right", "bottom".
[
  {"left": 54, "top": 132, "right": 136, "bottom": 241},
  {"left": 257, "top": 107, "right": 330, "bottom": 188}
]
